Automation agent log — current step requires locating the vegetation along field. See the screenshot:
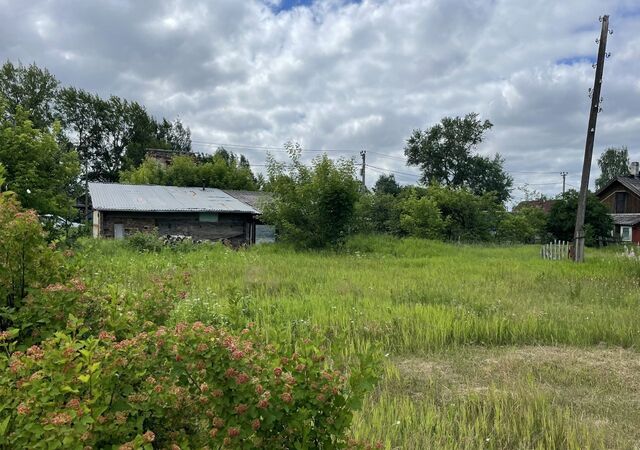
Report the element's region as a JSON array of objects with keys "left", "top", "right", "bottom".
[{"left": 73, "top": 237, "right": 640, "bottom": 449}]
